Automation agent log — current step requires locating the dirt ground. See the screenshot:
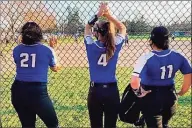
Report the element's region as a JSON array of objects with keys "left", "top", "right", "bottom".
[
  {"left": 55, "top": 39, "right": 191, "bottom": 67},
  {"left": 0, "top": 39, "right": 191, "bottom": 73}
]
